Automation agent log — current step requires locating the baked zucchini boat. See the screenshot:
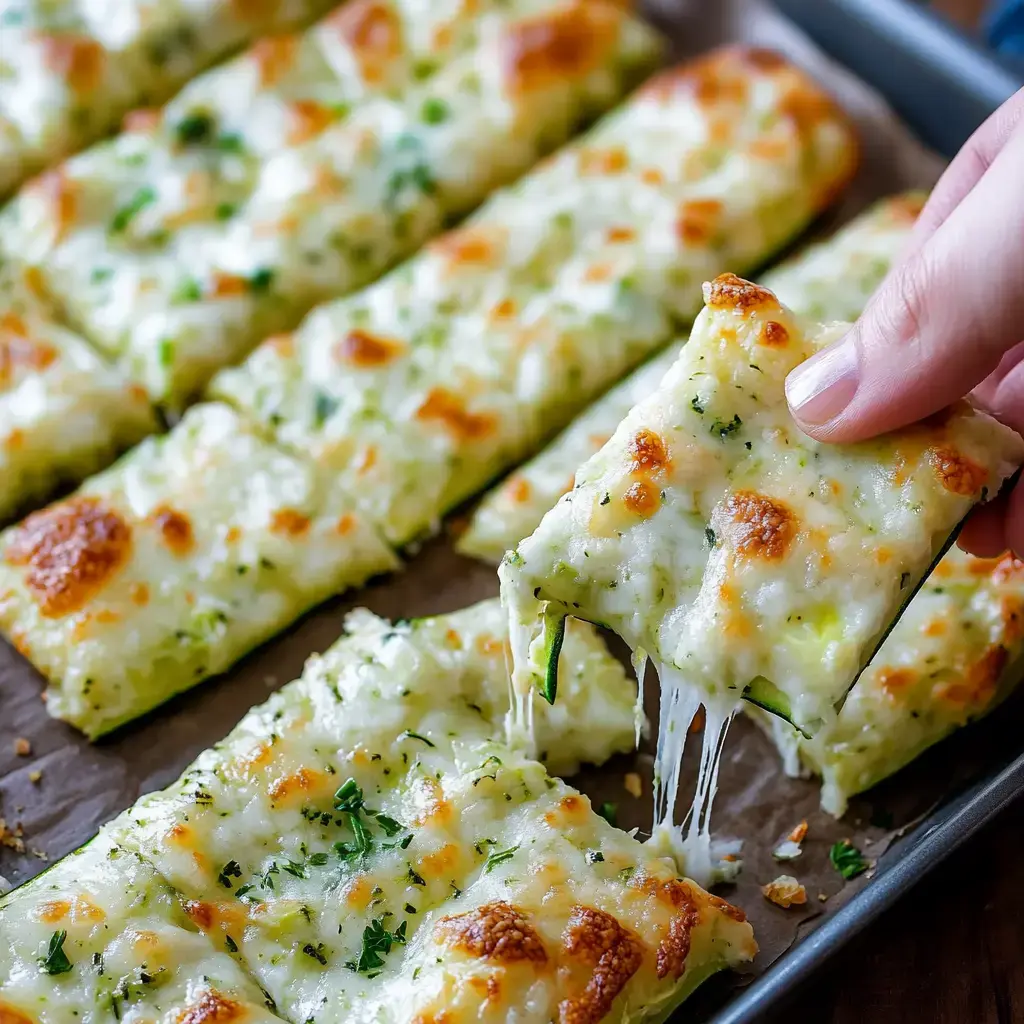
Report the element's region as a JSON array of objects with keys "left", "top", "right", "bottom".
[
  {"left": 0, "top": 402, "right": 398, "bottom": 738},
  {"left": 0, "top": 0, "right": 336, "bottom": 196},
  {"left": 0, "top": 261, "right": 157, "bottom": 523},
  {"left": 0, "top": 601, "right": 756, "bottom": 1024},
  {"left": 1, "top": 0, "right": 661, "bottom": 408},
  {"left": 212, "top": 46, "right": 859, "bottom": 546},
  {"left": 459, "top": 193, "right": 927, "bottom": 563},
  {"left": 499, "top": 274, "right": 1024, "bottom": 872}
]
